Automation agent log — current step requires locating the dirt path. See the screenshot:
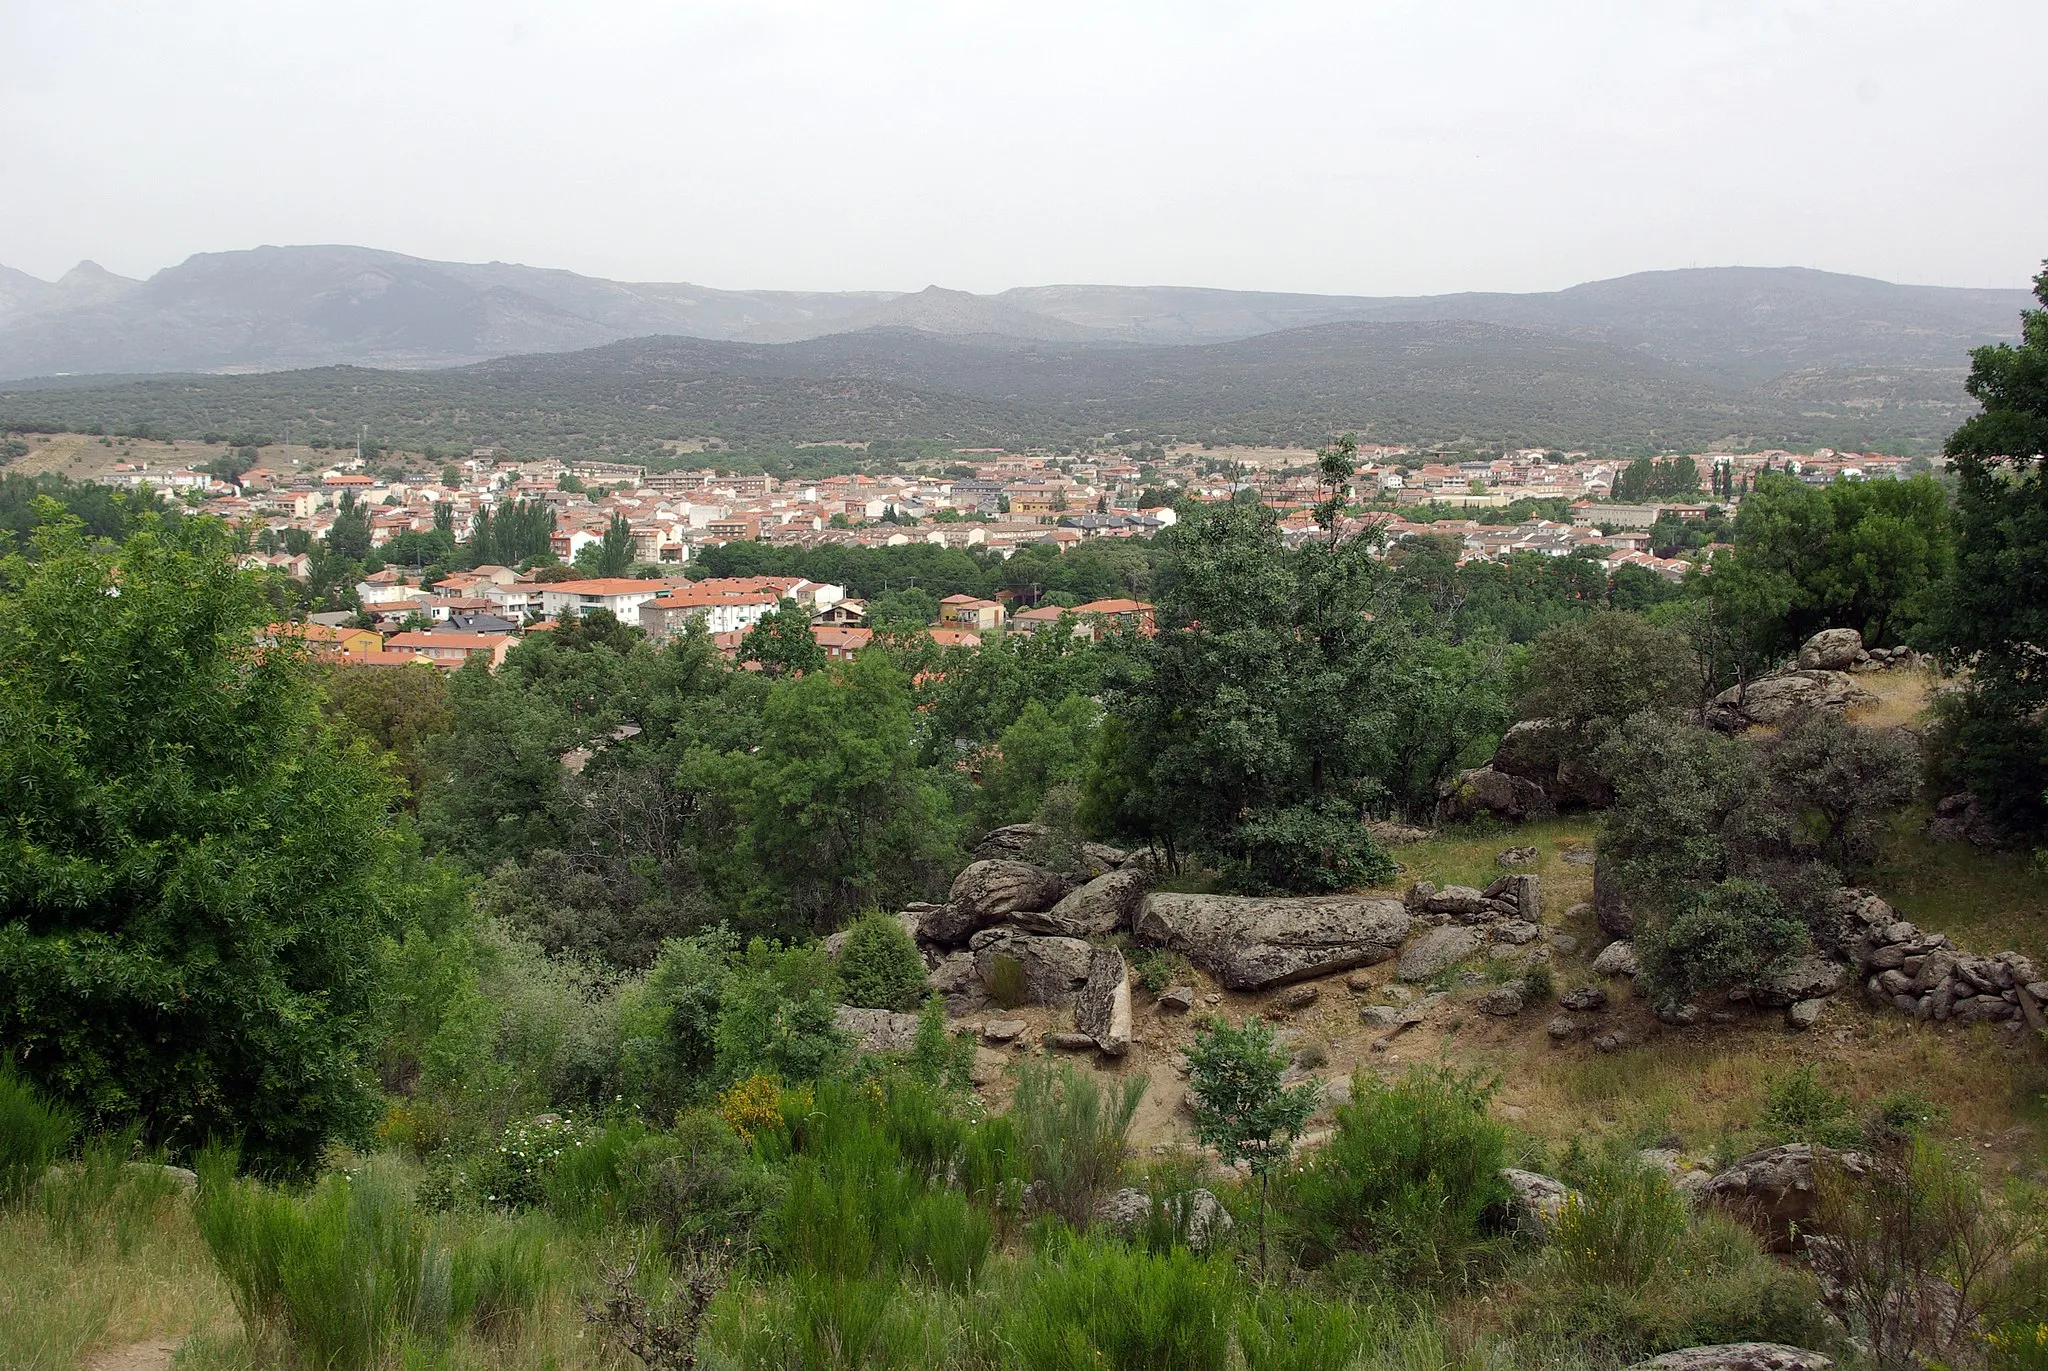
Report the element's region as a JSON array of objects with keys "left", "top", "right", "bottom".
[{"left": 83, "top": 1338, "right": 180, "bottom": 1371}]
